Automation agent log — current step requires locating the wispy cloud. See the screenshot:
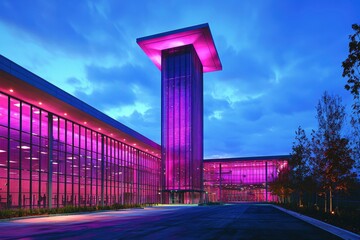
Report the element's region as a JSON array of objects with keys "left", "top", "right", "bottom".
[{"left": 0, "top": 0, "right": 358, "bottom": 157}]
